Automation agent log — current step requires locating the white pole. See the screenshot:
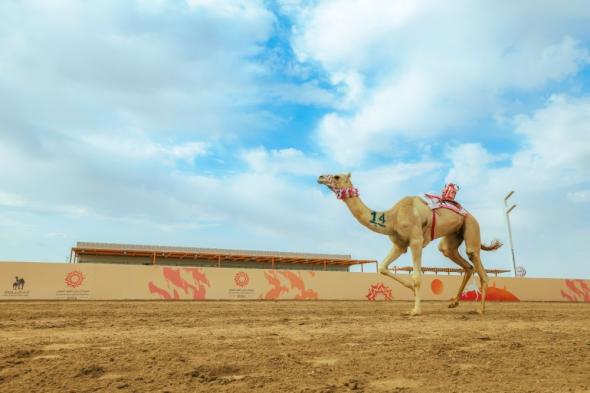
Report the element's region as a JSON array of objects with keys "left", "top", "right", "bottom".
[{"left": 504, "top": 191, "right": 517, "bottom": 277}]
